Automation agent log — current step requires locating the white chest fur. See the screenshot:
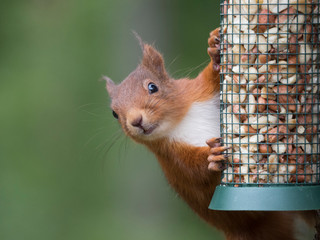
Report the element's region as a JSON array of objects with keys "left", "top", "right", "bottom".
[{"left": 169, "top": 96, "right": 220, "bottom": 147}]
